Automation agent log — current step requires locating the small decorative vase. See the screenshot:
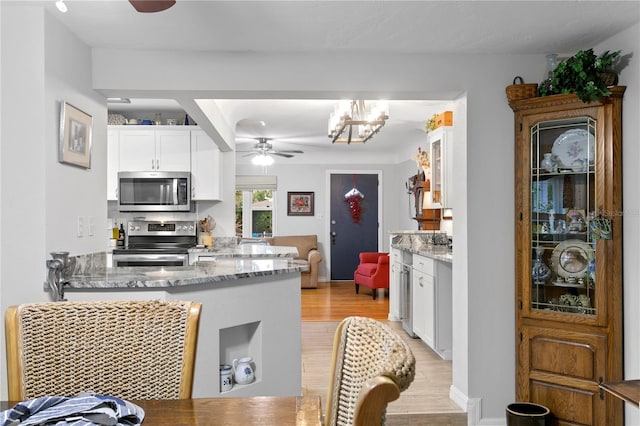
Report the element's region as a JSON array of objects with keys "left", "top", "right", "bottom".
[
  {"left": 532, "top": 246, "right": 551, "bottom": 284},
  {"left": 538, "top": 53, "right": 558, "bottom": 96},
  {"left": 540, "top": 153, "right": 554, "bottom": 172}
]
